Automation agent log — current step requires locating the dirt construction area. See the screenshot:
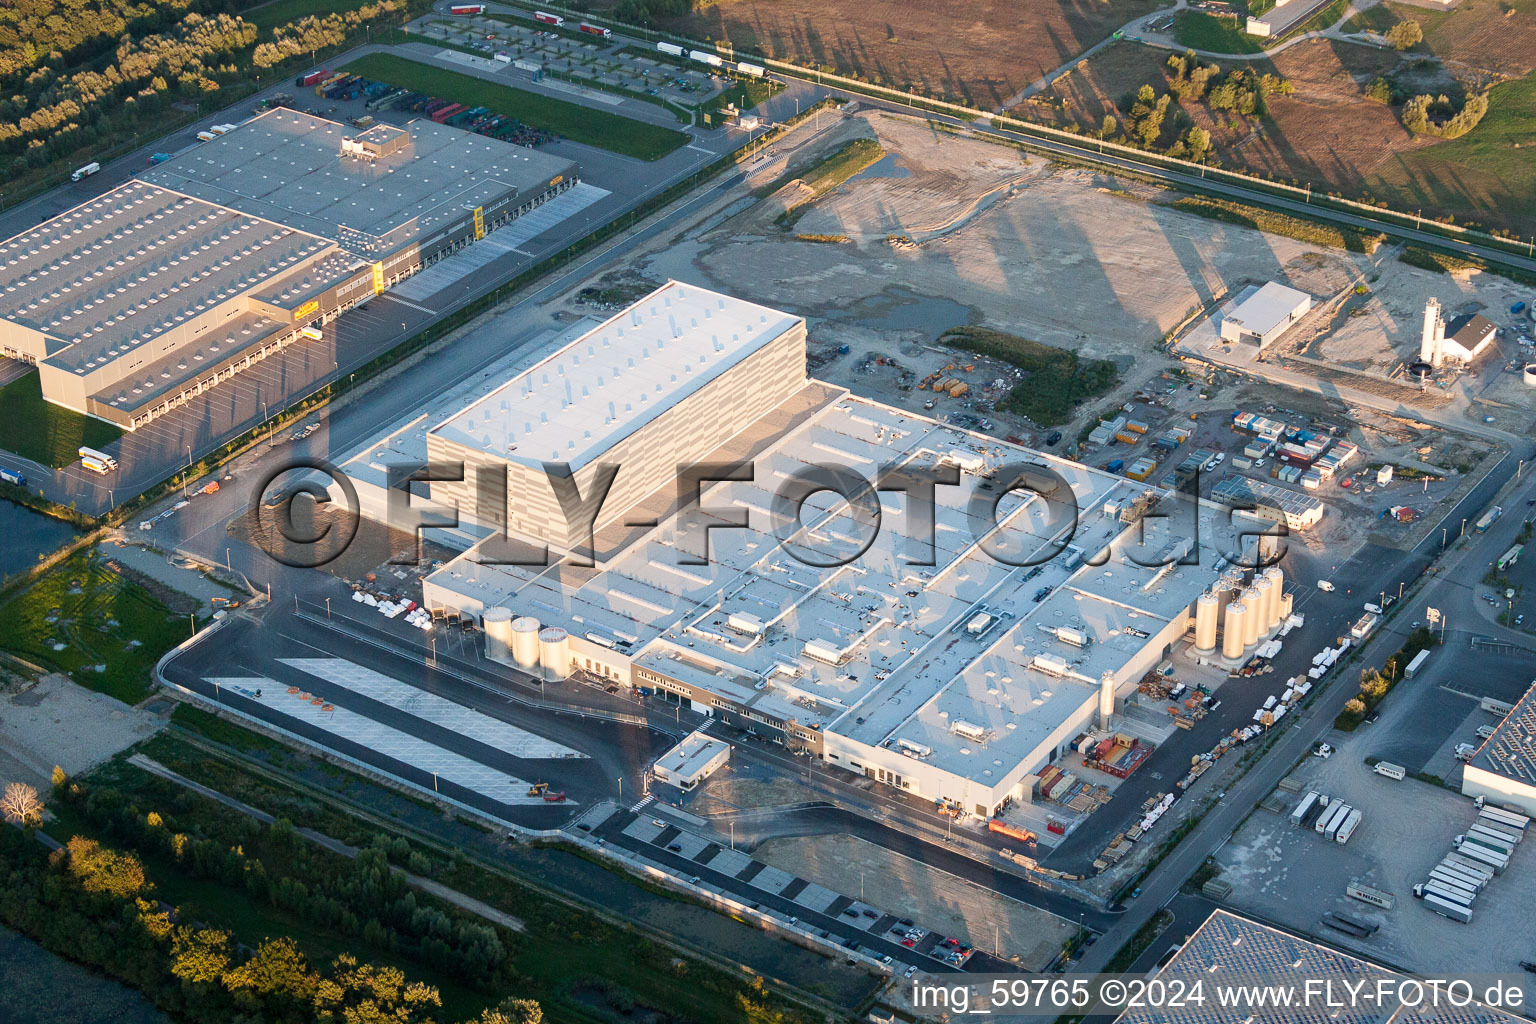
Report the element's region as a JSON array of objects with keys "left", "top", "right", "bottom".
[
  {"left": 753, "top": 832, "right": 1077, "bottom": 968},
  {"left": 626, "top": 106, "right": 1386, "bottom": 445}
]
